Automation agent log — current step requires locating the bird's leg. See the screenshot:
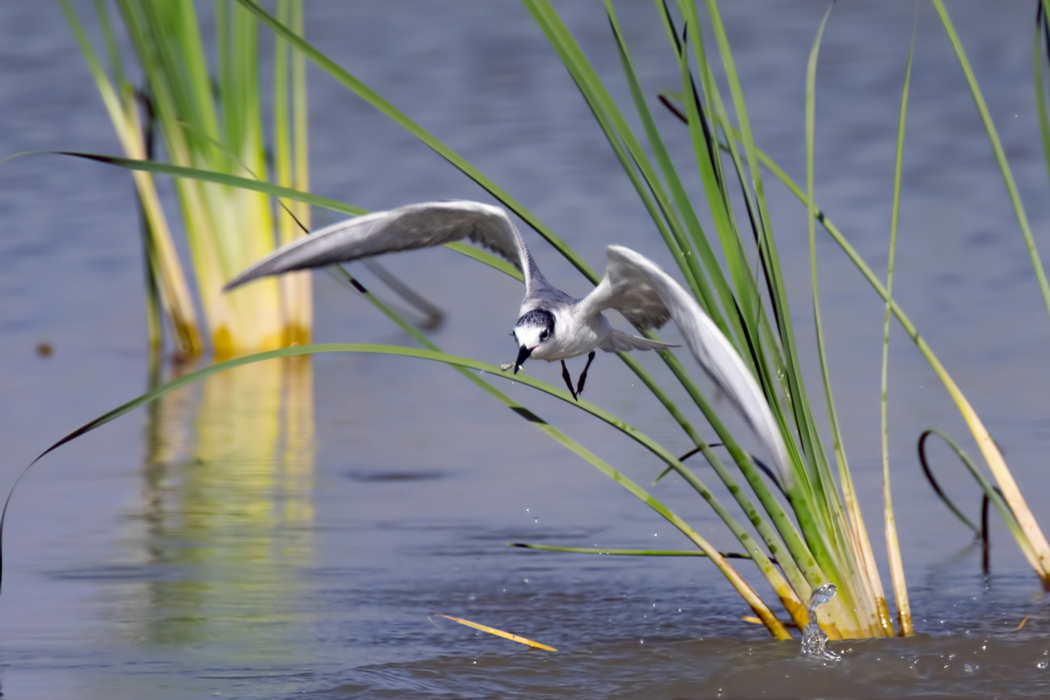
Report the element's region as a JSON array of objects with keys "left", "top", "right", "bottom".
[
  {"left": 575, "top": 351, "right": 596, "bottom": 398},
  {"left": 560, "top": 360, "right": 578, "bottom": 401}
]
